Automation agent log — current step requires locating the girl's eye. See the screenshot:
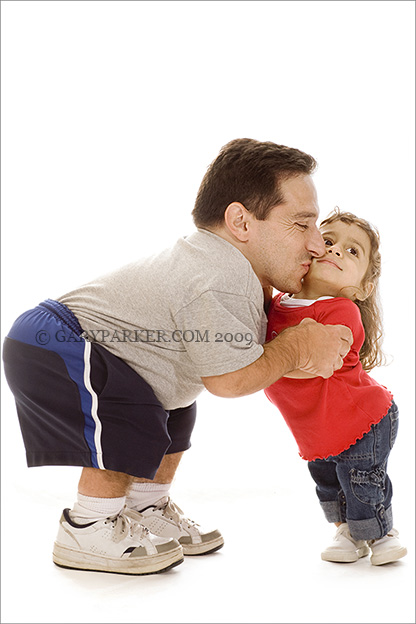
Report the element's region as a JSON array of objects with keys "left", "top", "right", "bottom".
[
  {"left": 347, "top": 247, "right": 359, "bottom": 257},
  {"left": 324, "top": 238, "right": 333, "bottom": 246}
]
